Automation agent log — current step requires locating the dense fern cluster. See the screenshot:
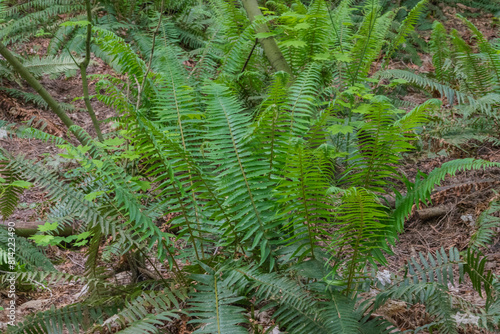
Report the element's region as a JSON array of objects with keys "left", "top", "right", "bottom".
[
  {"left": 0, "top": 0, "right": 499, "bottom": 333},
  {"left": 377, "top": 14, "right": 500, "bottom": 150}
]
